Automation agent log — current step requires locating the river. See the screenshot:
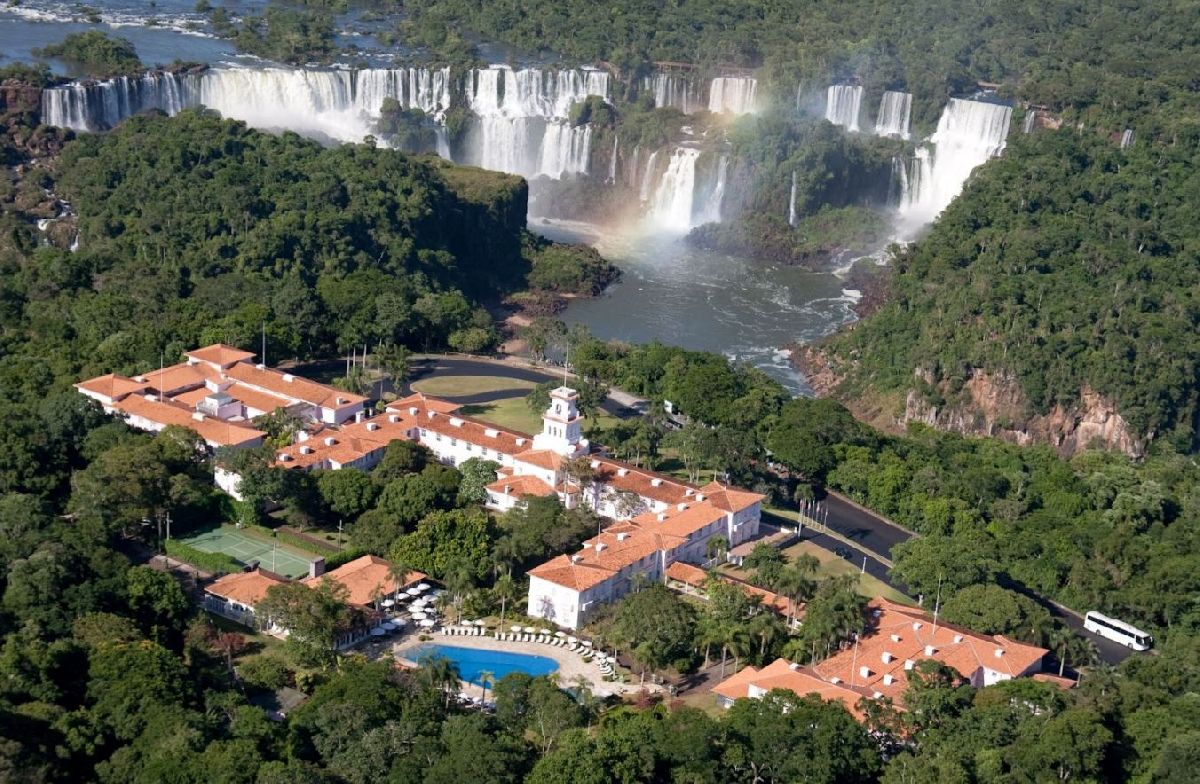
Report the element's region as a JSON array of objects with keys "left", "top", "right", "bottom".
[{"left": 535, "top": 220, "right": 857, "bottom": 395}]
